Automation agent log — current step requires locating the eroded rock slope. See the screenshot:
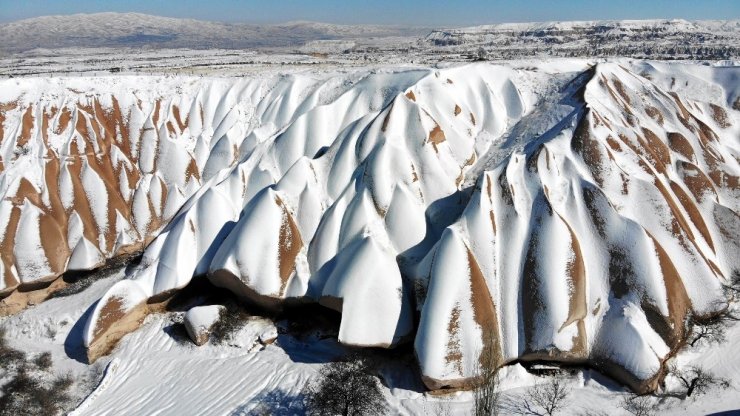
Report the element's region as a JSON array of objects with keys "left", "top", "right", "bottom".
[{"left": 1, "top": 61, "right": 737, "bottom": 392}]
